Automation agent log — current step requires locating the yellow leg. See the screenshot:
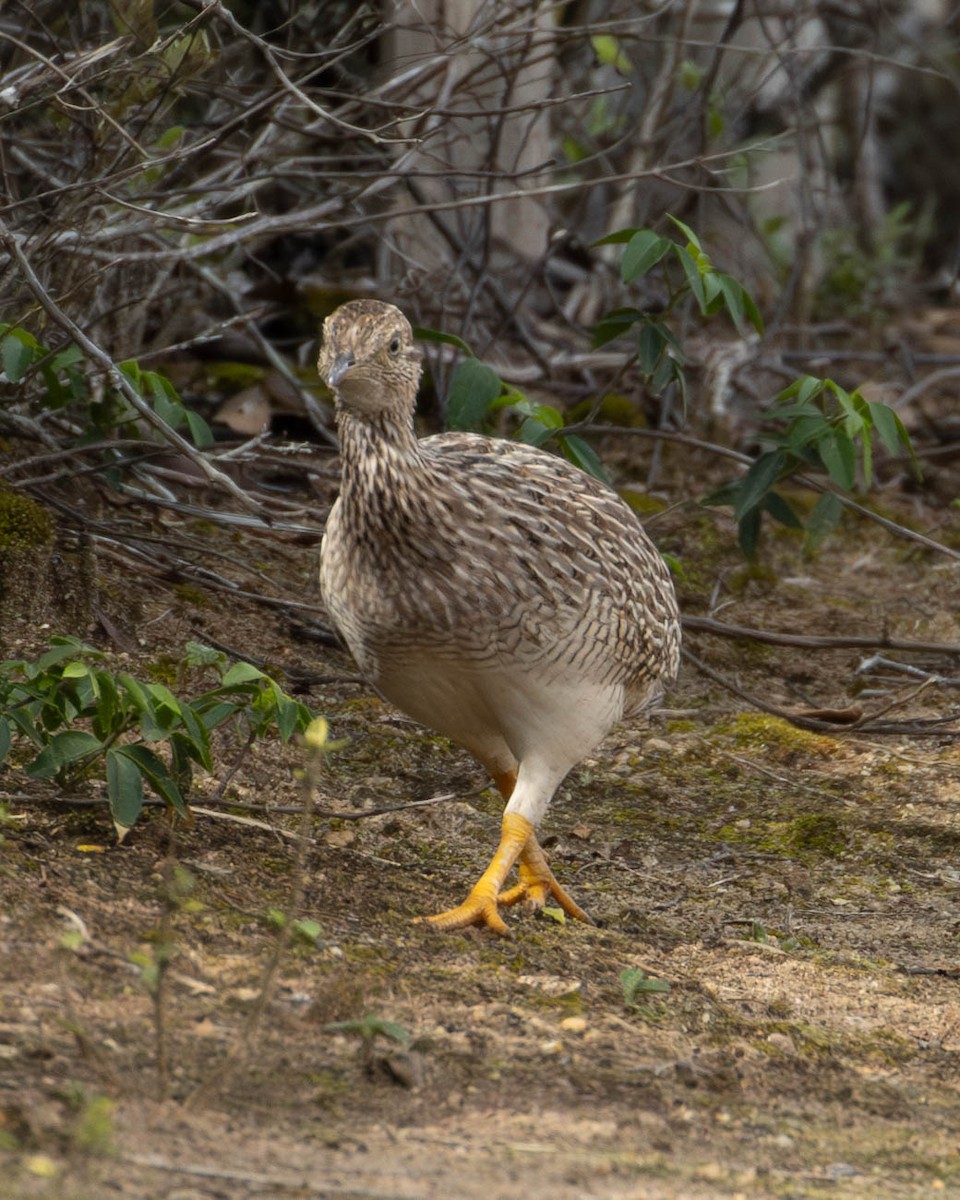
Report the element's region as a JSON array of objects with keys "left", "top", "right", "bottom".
[
  {"left": 491, "top": 765, "right": 592, "bottom": 924},
  {"left": 418, "top": 812, "right": 531, "bottom": 936}
]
